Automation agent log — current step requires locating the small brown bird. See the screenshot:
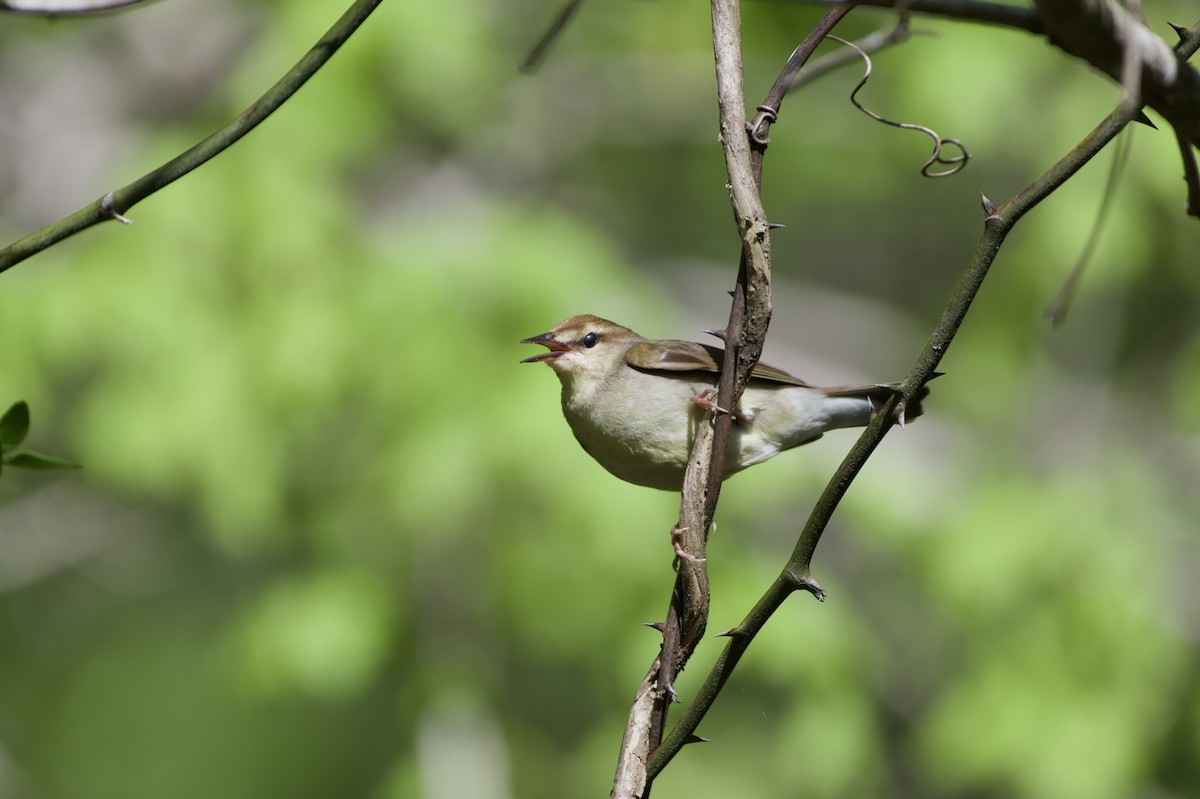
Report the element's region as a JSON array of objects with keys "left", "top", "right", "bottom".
[{"left": 521, "top": 315, "right": 927, "bottom": 490}]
